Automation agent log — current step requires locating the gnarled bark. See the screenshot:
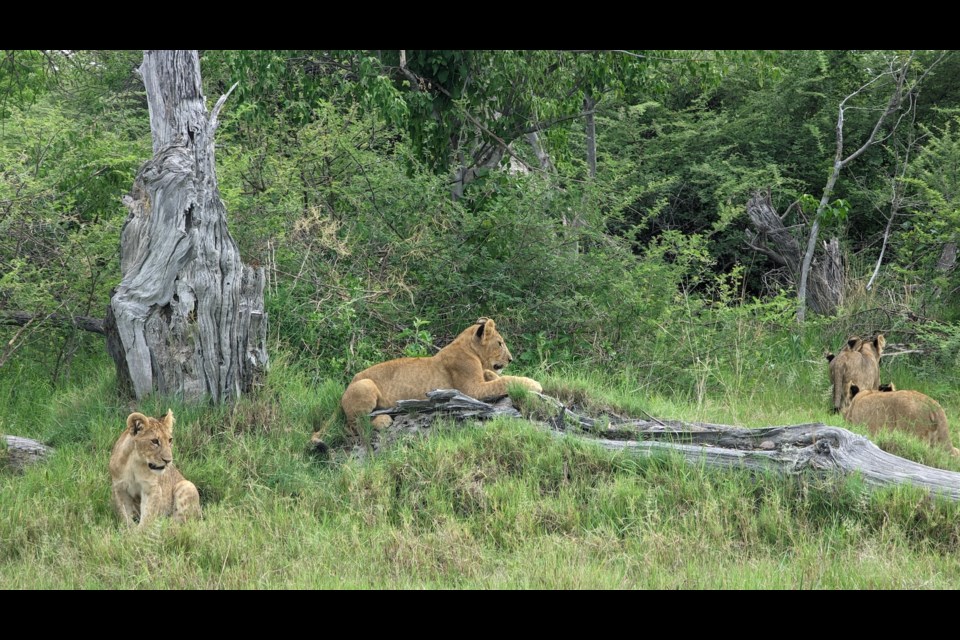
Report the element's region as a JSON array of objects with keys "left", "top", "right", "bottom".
[
  {"left": 745, "top": 191, "right": 844, "bottom": 315},
  {"left": 107, "top": 51, "right": 267, "bottom": 402}
]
